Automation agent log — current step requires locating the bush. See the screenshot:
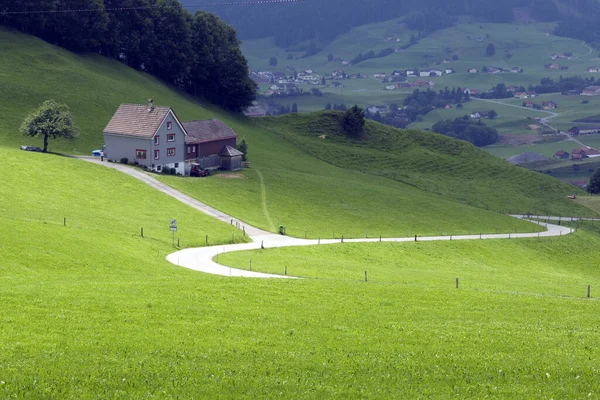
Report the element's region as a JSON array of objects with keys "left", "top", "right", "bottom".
[{"left": 119, "top": 157, "right": 128, "bottom": 164}]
